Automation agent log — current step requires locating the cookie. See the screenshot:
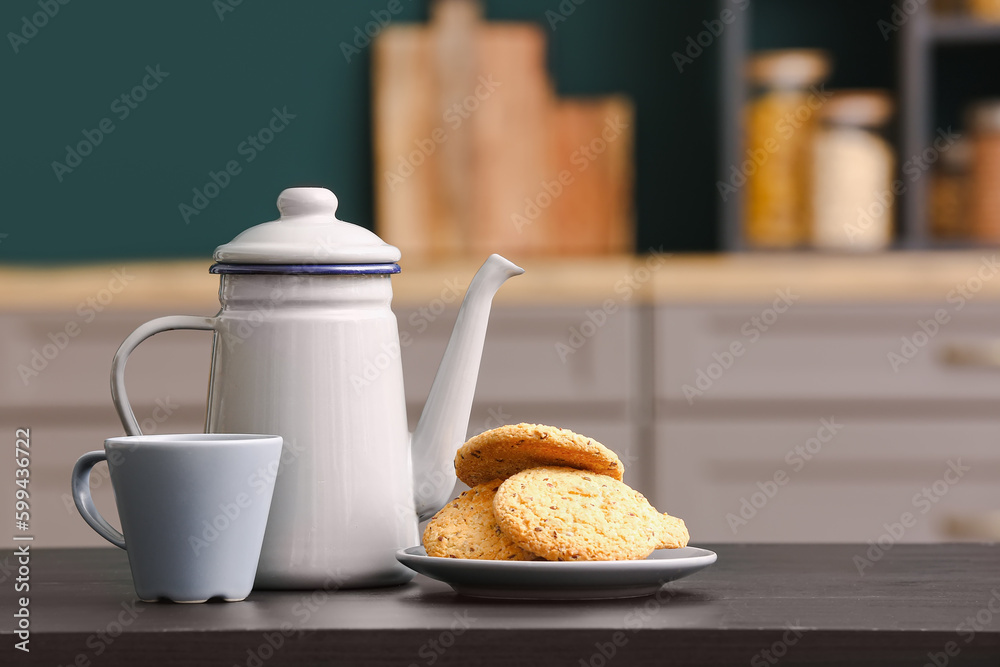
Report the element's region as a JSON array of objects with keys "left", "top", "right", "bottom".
[
  {"left": 656, "top": 513, "right": 689, "bottom": 550},
  {"left": 492, "top": 467, "right": 663, "bottom": 561},
  {"left": 455, "top": 423, "right": 624, "bottom": 487},
  {"left": 422, "top": 479, "right": 540, "bottom": 560}
]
